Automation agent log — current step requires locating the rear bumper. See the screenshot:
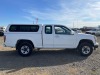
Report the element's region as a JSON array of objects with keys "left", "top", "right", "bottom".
[
  {"left": 3, "top": 44, "right": 6, "bottom": 47},
  {"left": 3, "top": 43, "right": 15, "bottom": 48}
]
